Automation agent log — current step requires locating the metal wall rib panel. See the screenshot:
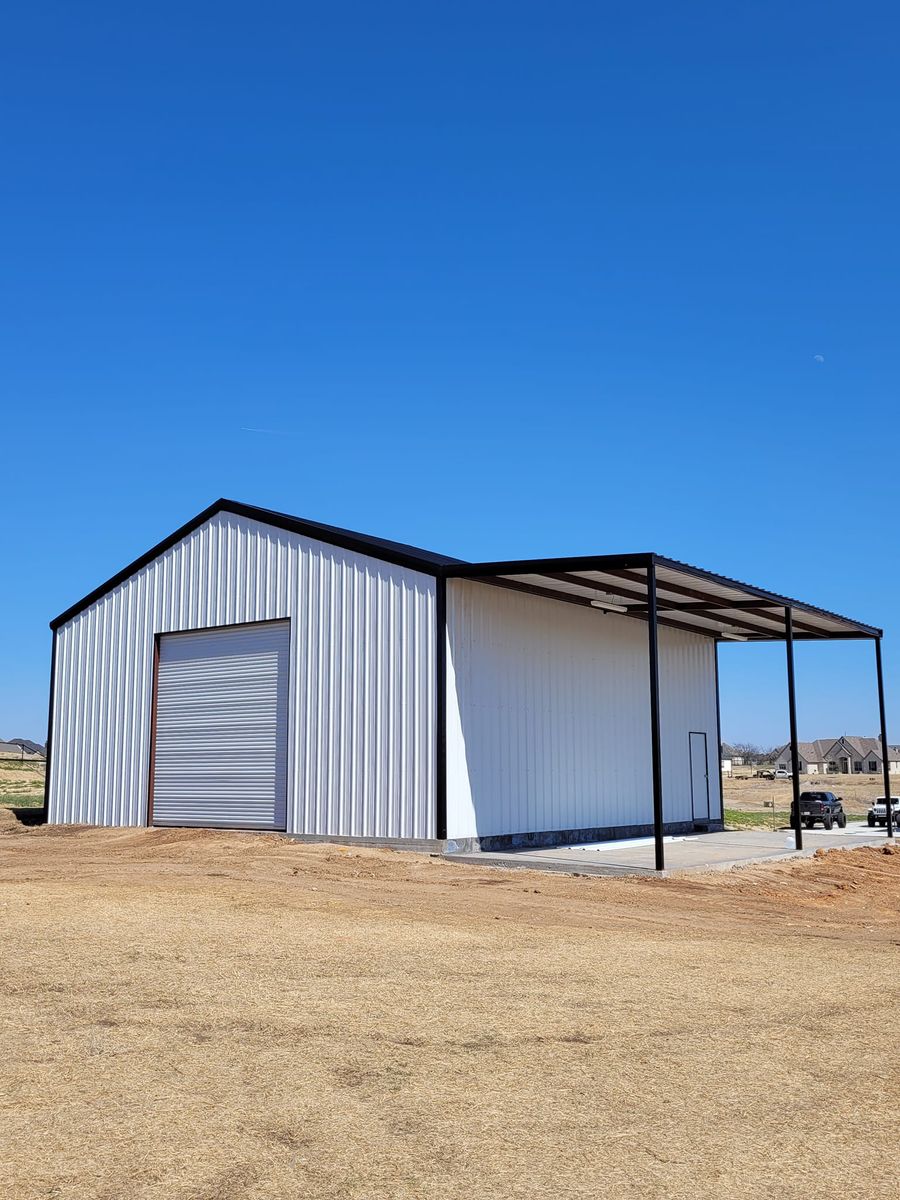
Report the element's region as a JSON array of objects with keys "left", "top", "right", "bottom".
[
  {"left": 48, "top": 514, "right": 436, "bottom": 838},
  {"left": 445, "top": 580, "right": 719, "bottom": 839}
]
